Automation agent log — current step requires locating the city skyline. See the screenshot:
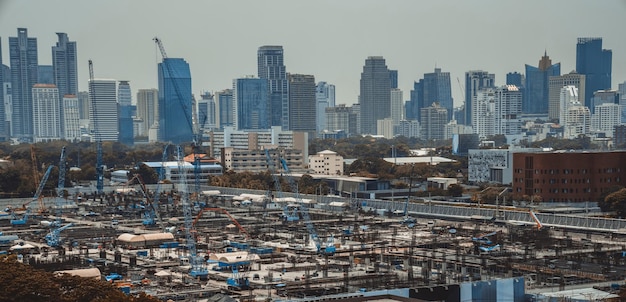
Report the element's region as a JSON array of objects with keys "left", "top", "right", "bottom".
[{"left": 1, "top": 0, "right": 625, "bottom": 108}]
